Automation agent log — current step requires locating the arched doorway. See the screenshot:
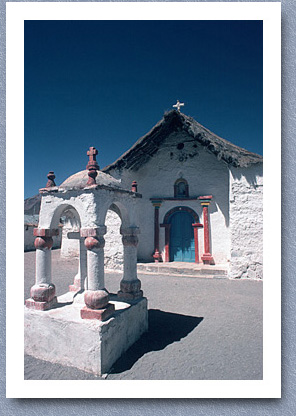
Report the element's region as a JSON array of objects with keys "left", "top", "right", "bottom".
[
  {"left": 169, "top": 210, "right": 195, "bottom": 262},
  {"left": 162, "top": 207, "right": 201, "bottom": 263}
]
